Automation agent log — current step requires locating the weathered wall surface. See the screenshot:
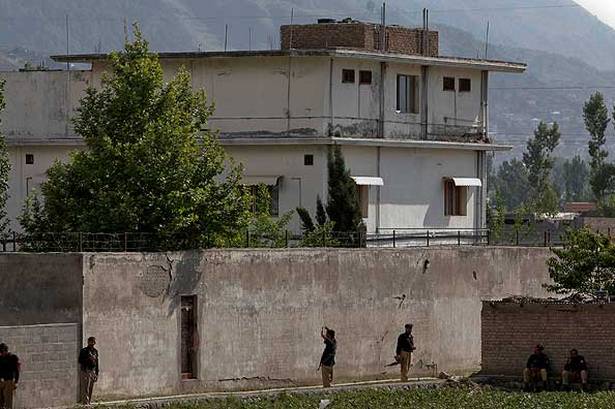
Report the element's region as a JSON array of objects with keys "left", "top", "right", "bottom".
[
  {"left": 0, "top": 254, "right": 83, "bottom": 325},
  {"left": 481, "top": 302, "right": 615, "bottom": 380},
  {"left": 82, "top": 247, "right": 551, "bottom": 400},
  {"left": 0, "top": 323, "right": 79, "bottom": 409}
]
